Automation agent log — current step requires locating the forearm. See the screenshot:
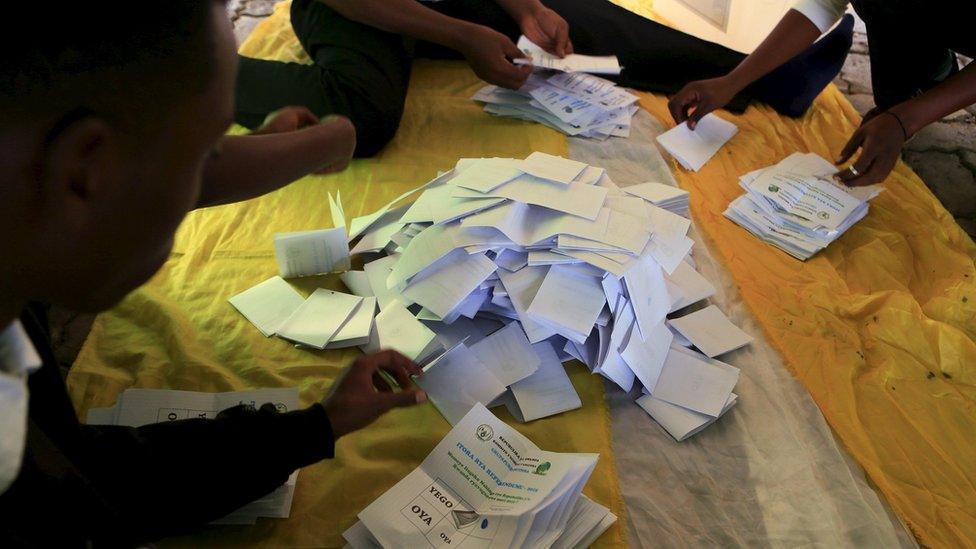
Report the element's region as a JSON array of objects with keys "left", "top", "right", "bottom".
[
  {"left": 724, "top": 9, "right": 823, "bottom": 92},
  {"left": 320, "top": 0, "right": 475, "bottom": 51},
  {"left": 890, "top": 62, "right": 976, "bottom": 137},
  {"left": 198, "top": 121, "right": 349, "bottom": 208},
  {"left": 494, "top": 0, "right": 542, "bottom": 22}
]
